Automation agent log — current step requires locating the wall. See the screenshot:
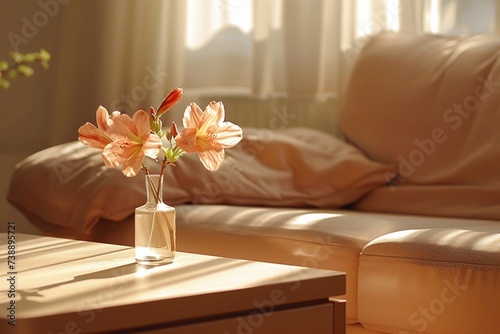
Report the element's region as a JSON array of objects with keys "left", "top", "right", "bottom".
[
  {"left": 1, "top": 0, "right": 63, "bottom": 233},
  {"left": 0, "top": 0, "right": 112, "bottom": 233}
]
